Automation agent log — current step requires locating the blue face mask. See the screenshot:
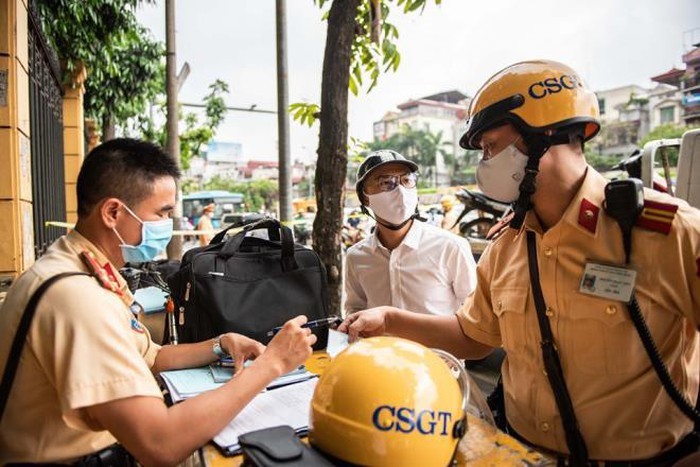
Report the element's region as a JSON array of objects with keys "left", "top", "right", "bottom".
[{"left": 113, "top": 204, "right": 173, "bottom": 263}]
